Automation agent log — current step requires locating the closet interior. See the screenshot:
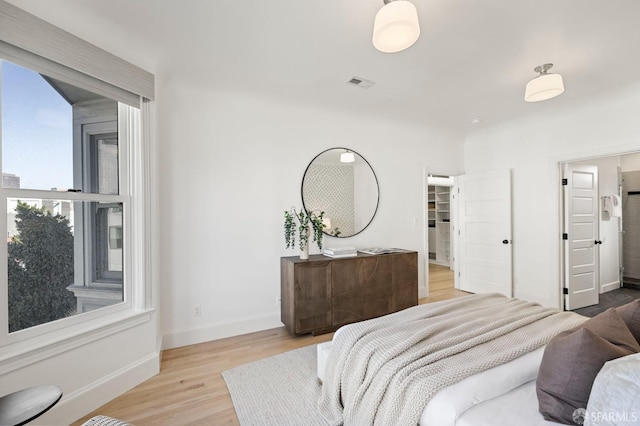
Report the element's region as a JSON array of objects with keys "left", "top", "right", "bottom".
[{"left": 427, "top": 175, "right": 454, "bottom": 267}]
